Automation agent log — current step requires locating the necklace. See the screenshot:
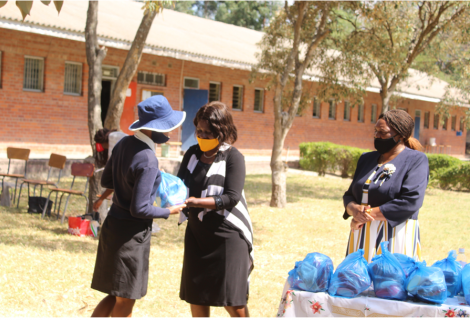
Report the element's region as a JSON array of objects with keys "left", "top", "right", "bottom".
[{"left": 202, "top": 152, "right": 217, "bottom": 159}]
